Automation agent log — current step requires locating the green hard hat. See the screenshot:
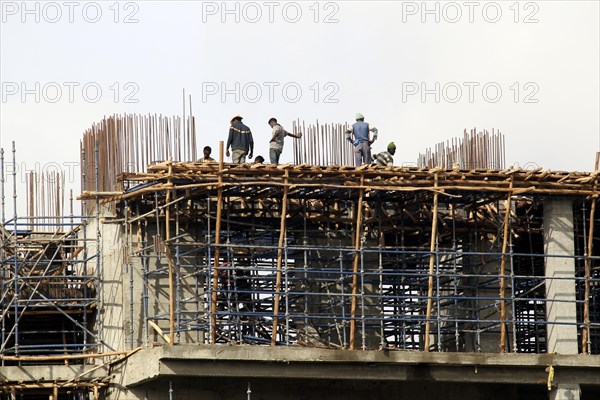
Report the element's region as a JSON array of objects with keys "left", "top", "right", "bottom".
[
  {"left": 388, "top": 142, "right": 396, "bottom": 150},
  {"left": 355, "top": 113, "right": 364, "bottom": 120}
]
